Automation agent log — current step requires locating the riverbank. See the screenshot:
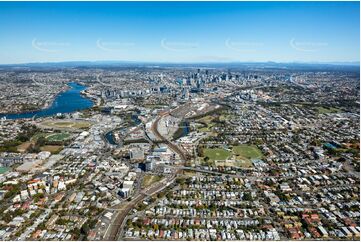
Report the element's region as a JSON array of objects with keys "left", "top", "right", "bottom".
[
  {"left": 0, "top": 82, "right": 94, "bottom": 120},
  {"left": 0, "top": 85, "right": 70, "bottom": 116}
]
